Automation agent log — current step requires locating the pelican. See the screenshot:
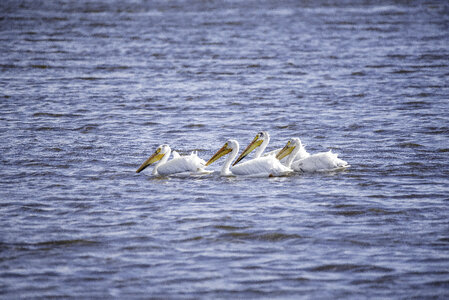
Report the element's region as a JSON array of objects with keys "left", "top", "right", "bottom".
[
  {"left": 233, "top": 131, "right": 309, "bottom": 166},
  {"left": 264, "top": 139, "right": 310, "bottom": 164},
  {"left": 136, "top": 144, "right": 209, "bottom": 176},
  {"left": 206, "top": 139, "right": 292, "bottom": 177},
  {"left": 276, "top": 138, "right": 349, "bottom": 172},
  {"left": 232, "top": 131, "right": 271, "bottom": 166}
]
